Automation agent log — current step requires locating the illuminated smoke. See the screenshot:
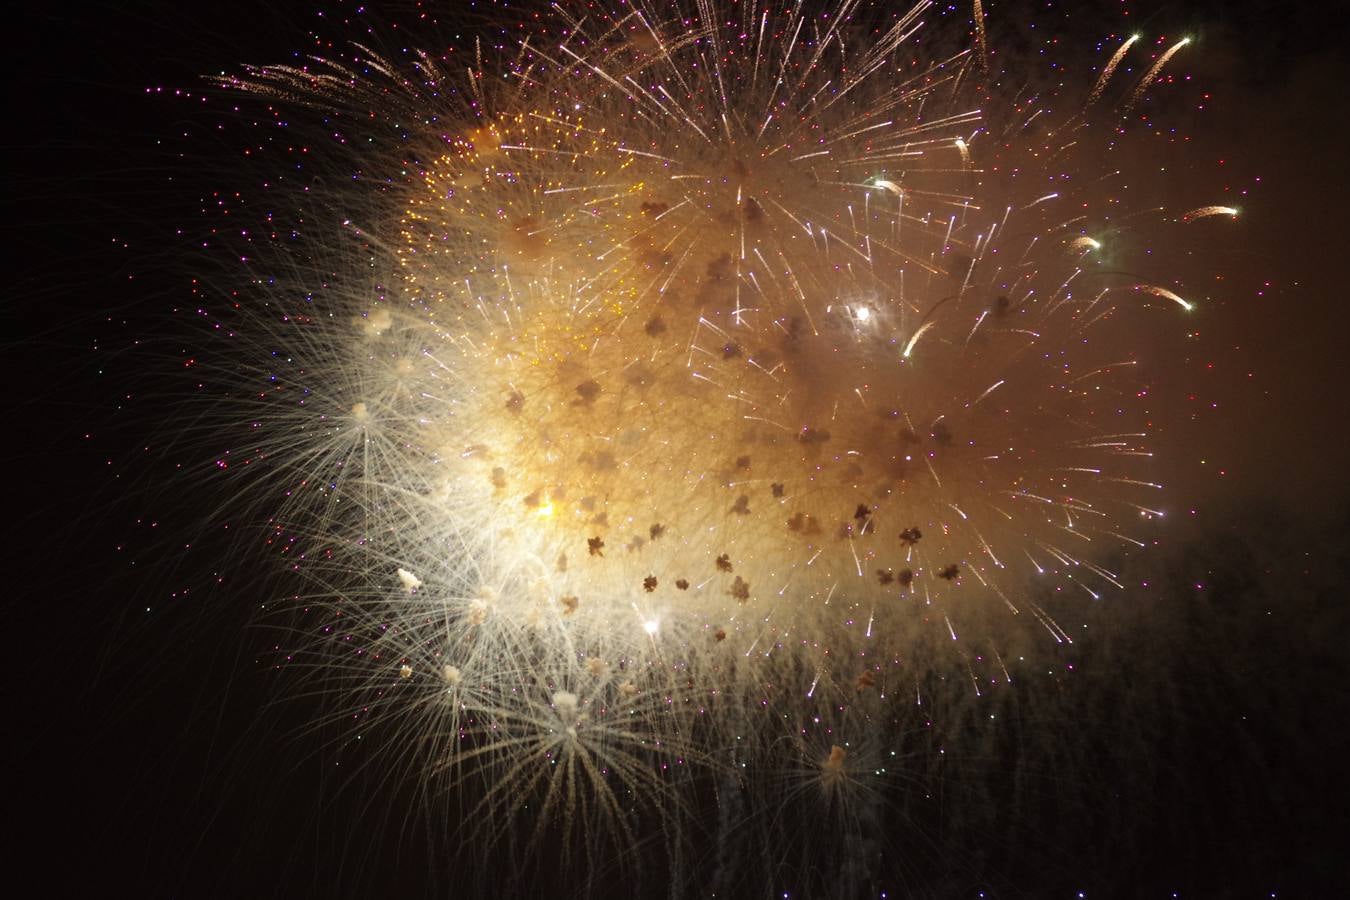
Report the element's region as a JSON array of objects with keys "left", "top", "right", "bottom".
[{"left": 196, "top": 0, "right": 1212, "bottom": 865}]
